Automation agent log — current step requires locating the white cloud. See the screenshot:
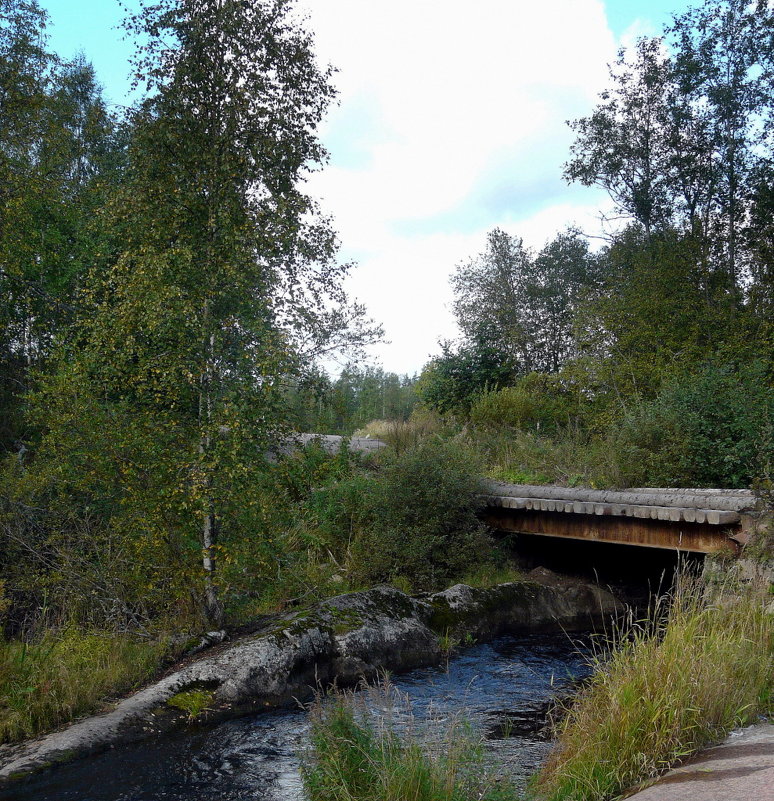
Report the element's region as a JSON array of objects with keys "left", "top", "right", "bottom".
[{"left": 301, "top": 0, "right": 620, "bottom": 375}]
